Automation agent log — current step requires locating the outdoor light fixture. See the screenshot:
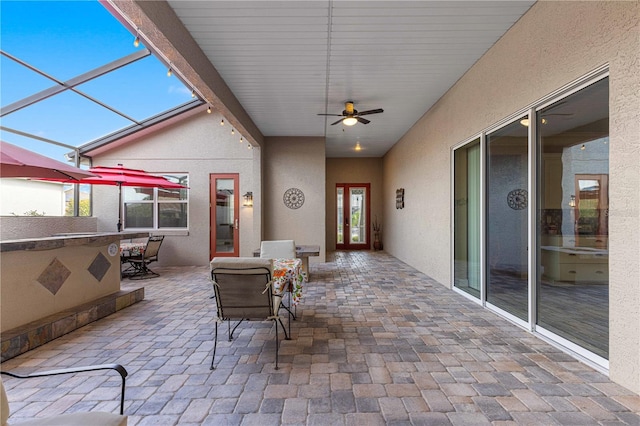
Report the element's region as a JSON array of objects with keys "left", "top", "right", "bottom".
[
  {"left": 569, "top": 195, "right": 576, "bottom": 207},
  {"left": 231, "top": 128, "right": 235, "bottom": 135},
  {"left": 191, "top": 90, "right": 196, "bottom": 98},
  {"left": 133, "top": 35, "right": 140, "bottom": 48},
  {"left": 207, "top": 106, "right": 212, "bottom": 114},
  {"left": 355, "top": 142, "right": 362, "bottom": 151},
  {"left": 243, "top": 192, "right": 253, "bottom": 207},
  {"left": 240, "top": 136, "right": 243, "bottom": 143},
  {"left": 343, "top": 117, "right": 358, "bottom": 126},
  {"left": 220, "top": 119, "right": 224, "bottom": 125},
  {"left": 167, "top": 68, "right": 173, "bottom": 77}
]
